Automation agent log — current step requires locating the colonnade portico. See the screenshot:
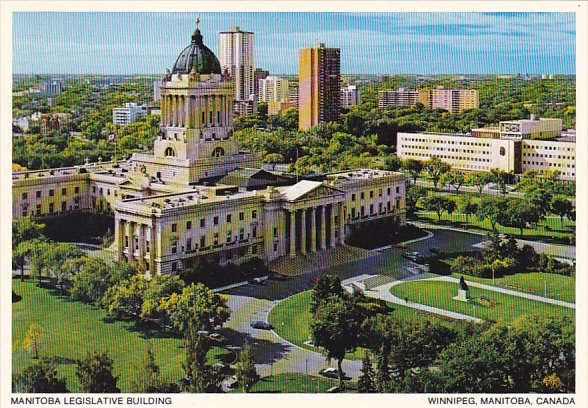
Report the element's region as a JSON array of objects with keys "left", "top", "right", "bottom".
[
  {"left": 116, "top": 218, "right": 156, "bottom": 275},
  {"left": 161, "top": 93, "right": 230, "bottom": 130},
  {"left": 286, "top": 201, "right": 345, "bottom": 257}
]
